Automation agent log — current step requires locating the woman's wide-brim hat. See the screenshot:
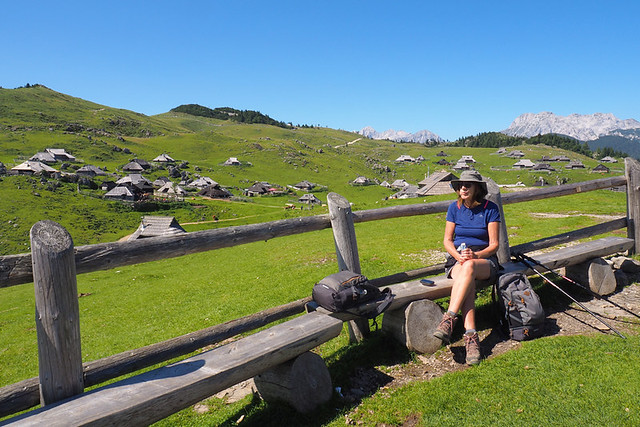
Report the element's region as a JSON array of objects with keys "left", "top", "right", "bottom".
[{"left": 451, "top": 170, "right": 488, "bottom": 192}]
